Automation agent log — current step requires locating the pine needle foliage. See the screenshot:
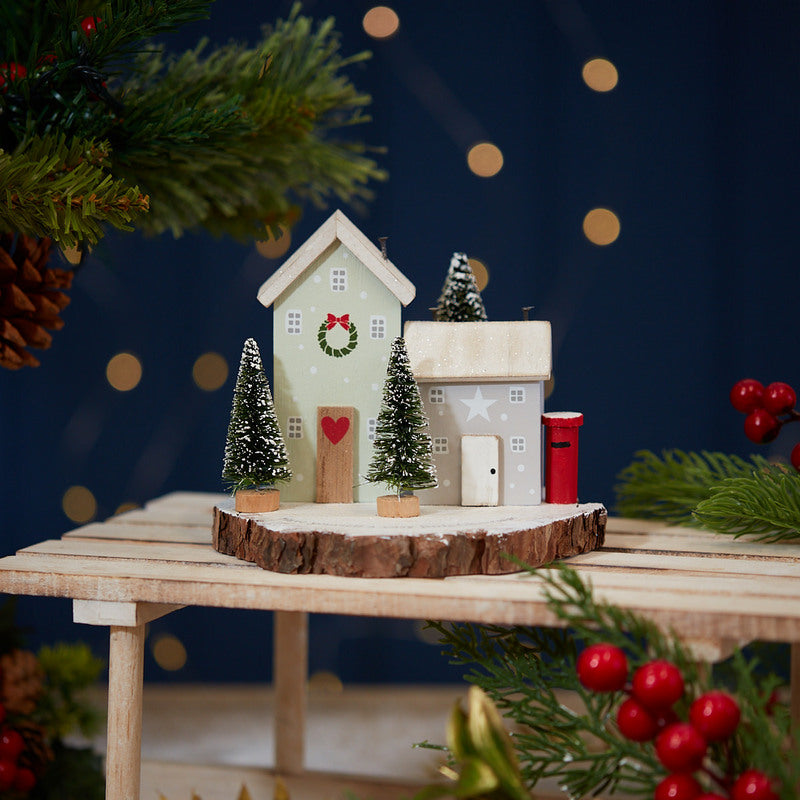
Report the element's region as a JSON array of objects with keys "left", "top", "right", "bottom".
[
  {"left": 0, "top": 1, "right": 385, "bottom": 244},
  {"left": 434, "top": 252, "right": 488, "bottom": 322},
  {"left": 693, "top": 464, "right": 800, "bottom": 542},
  {"left": 614, "top": 449, "right": 770, "bottom": 526},
  {"left": 427, "top": 565, "right": 800, "bottom": 800},
  {"left": 365, "top": 336, "right": 437, "bottom": 495}
]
